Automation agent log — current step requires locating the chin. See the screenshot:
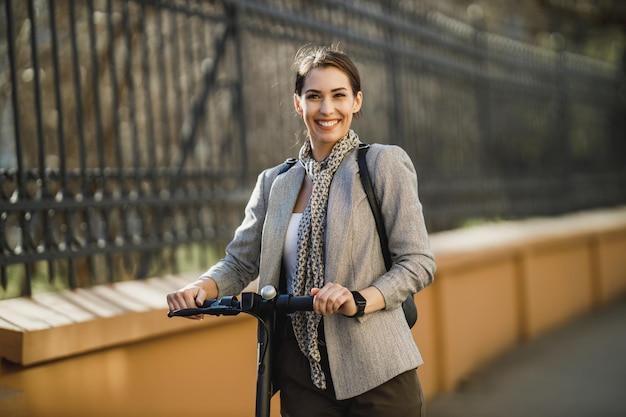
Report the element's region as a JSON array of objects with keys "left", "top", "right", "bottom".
[{"left": 317, "top": 130, "right": 348, "bottom": 143}]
